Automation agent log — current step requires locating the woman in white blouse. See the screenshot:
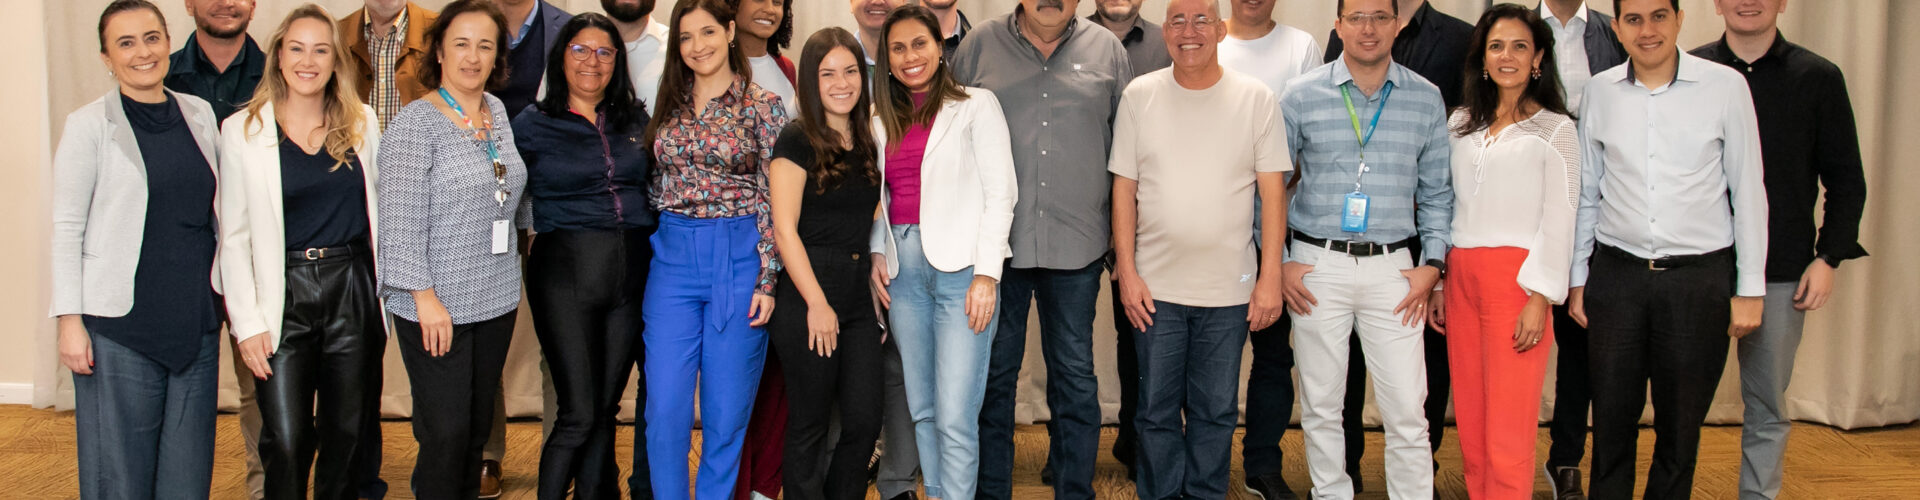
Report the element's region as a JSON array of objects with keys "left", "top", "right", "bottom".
[{"left": 1427, "top": 5, "right": 1579, "bottom": 500}]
